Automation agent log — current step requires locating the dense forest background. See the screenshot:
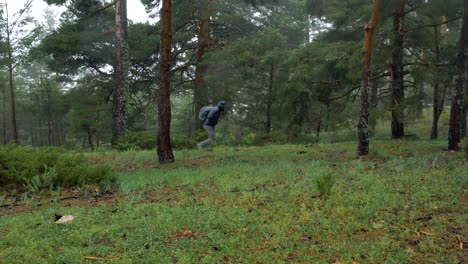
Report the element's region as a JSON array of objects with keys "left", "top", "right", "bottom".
[{"left": 0, "top": 0, "right": 466, "bottom": 157}]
